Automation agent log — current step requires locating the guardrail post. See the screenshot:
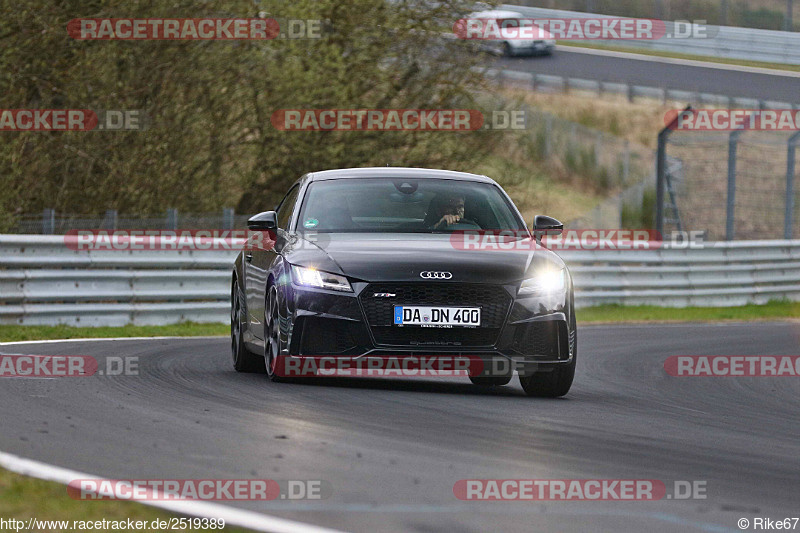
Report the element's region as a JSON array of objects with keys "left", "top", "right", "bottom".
[
  {"left": 103, "top": 209, "right": 118, "bottom": 230},
  {"left": 786, "top": 132, "right": 800, "bottom": 239},
  {"left": 545, "top": 114, "right": 552, "bottom": 158},
  {"left": 223, "top": 208, "right": 235, "bottom": 230},
  {"left": 166, "top": 208, "right": 178, "bottom": 230},
  {"left": 656, "top": 133, "right": 667, "bottom": 235},
  {"left": 656, "top": 106, "right": 690, "bottom": 236},
  {"left": 726, "top": 130, "right": 742, "bottom": 241},
  {"left": 569, "top": 123, "right": 577, "bottom": 155},
  {"left": 42, "top": 209, "right": 55, "bottom": 235},
  {"left": 622, "top": 140, "right": 630, "bottom": 185},
  {"left": 594, "top": 132, "right": 603, "bottom": 165}
]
